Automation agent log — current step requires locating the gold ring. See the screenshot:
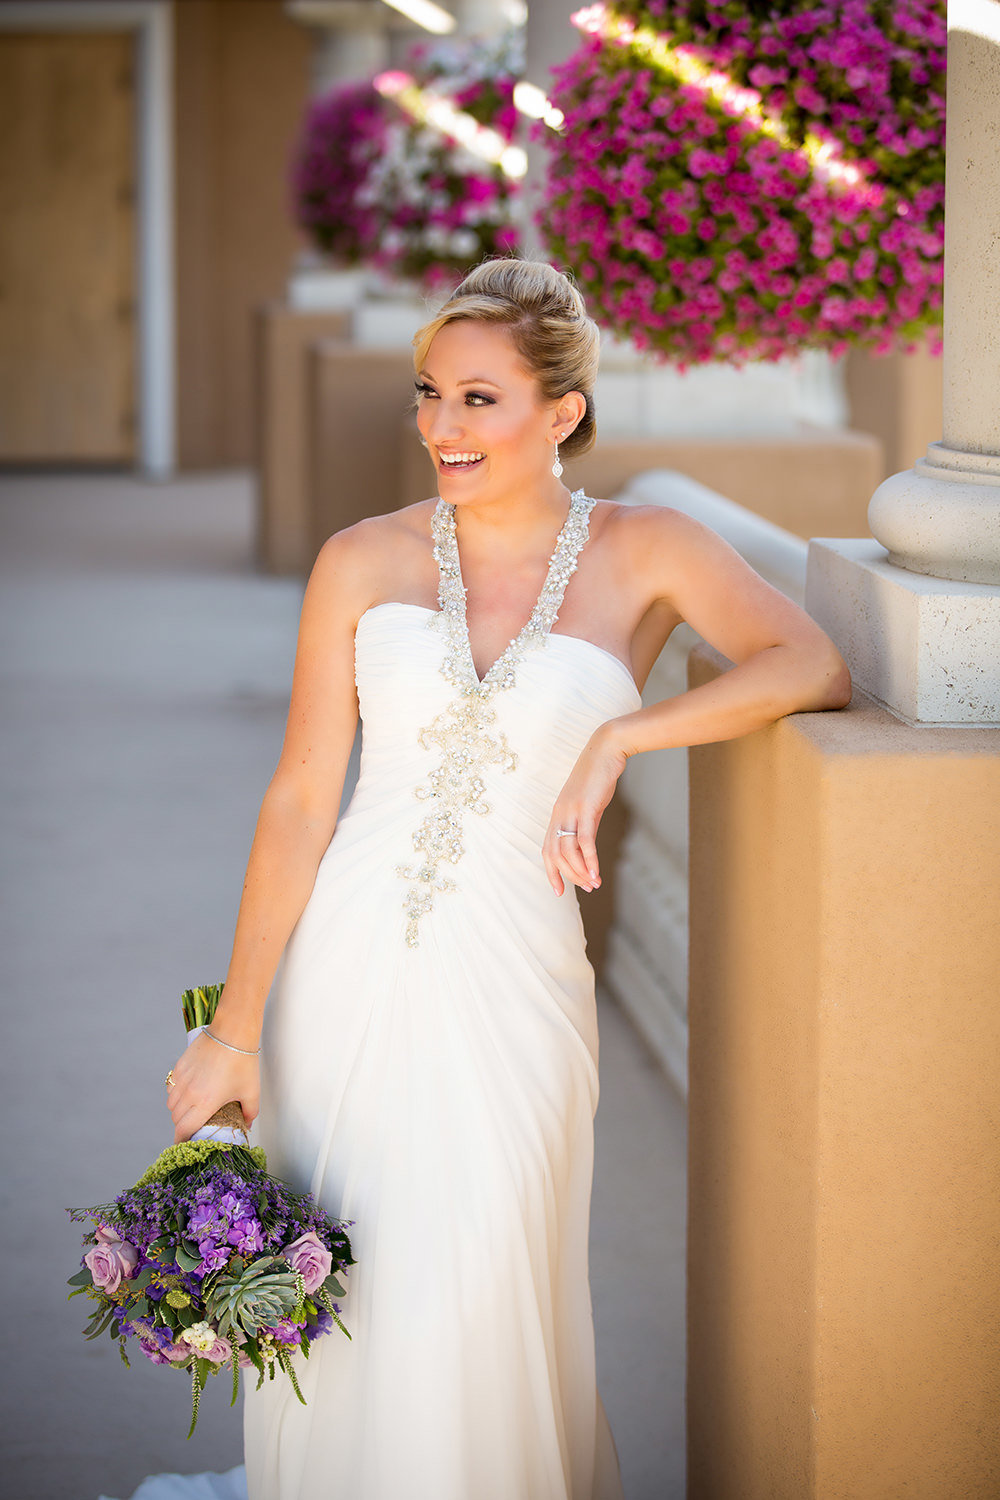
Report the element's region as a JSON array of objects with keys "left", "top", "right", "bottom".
[{"left": 164, "top": 1069, "right": 175, "bottom": 1088}]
